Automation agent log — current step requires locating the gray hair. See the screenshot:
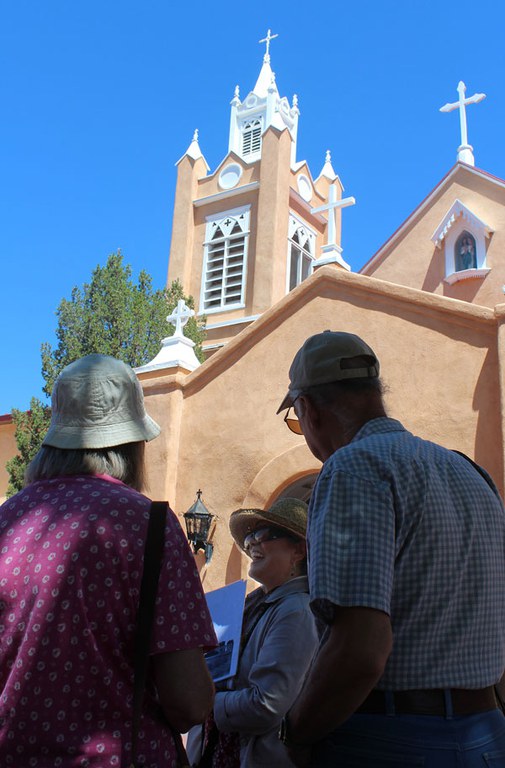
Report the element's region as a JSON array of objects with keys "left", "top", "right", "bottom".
[{"left": 25, "top": 441, "right": 146, "bottom": 492}]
